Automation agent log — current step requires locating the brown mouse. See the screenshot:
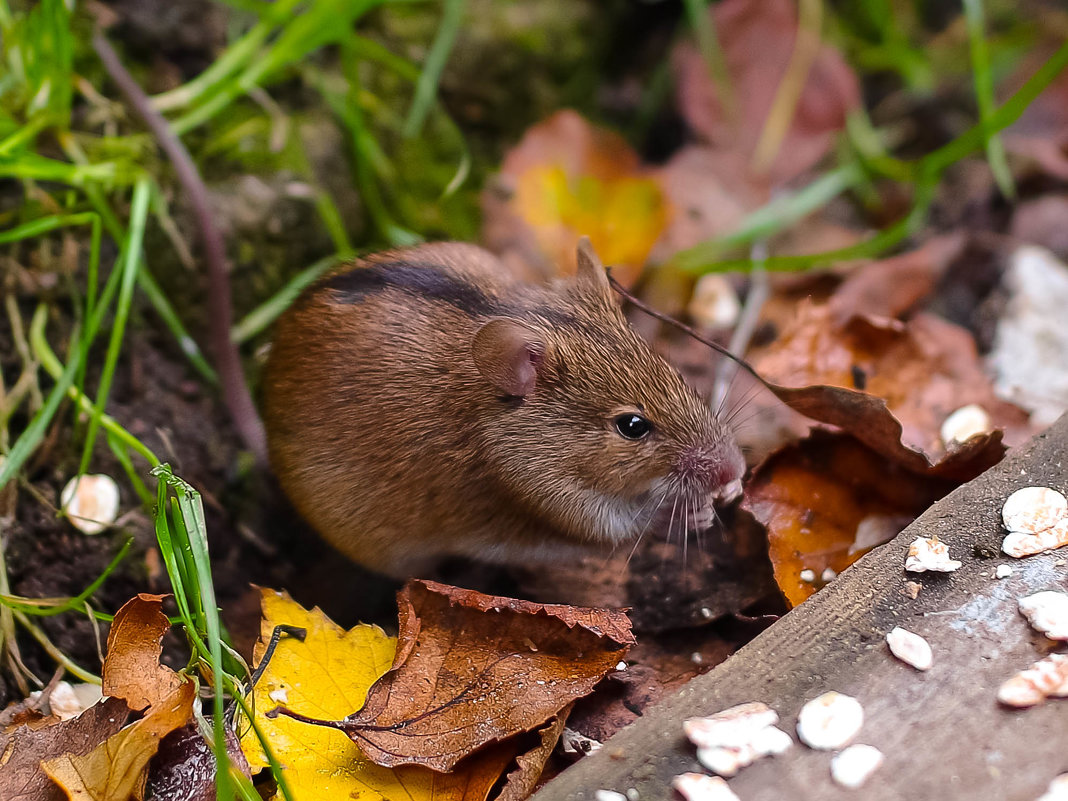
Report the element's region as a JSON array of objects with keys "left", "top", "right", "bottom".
[{"left": 262, "top": 240, "right": 744, "bottom": 577}]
